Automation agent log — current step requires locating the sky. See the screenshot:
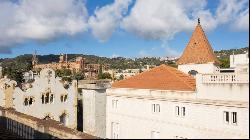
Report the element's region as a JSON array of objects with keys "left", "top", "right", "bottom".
[{"left": 0, "top": 0, "right": 249, "bottom": 59}]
